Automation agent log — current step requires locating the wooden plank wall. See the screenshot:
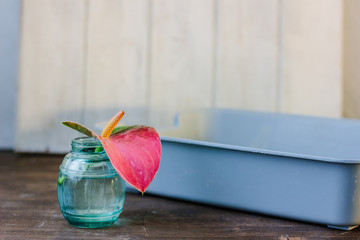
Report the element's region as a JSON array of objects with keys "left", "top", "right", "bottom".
[{"left": 17, "top": 0, "right": 343, "bottom": 153}]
